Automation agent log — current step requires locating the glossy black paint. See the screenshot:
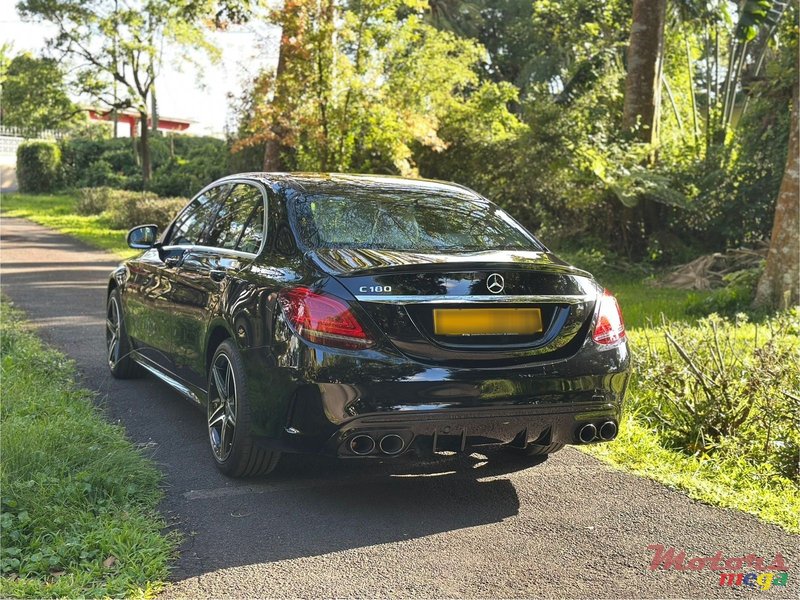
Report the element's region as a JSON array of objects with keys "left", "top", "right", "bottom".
[{"left": 109, "top": 173, "right": 631, "bottom": 461}]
